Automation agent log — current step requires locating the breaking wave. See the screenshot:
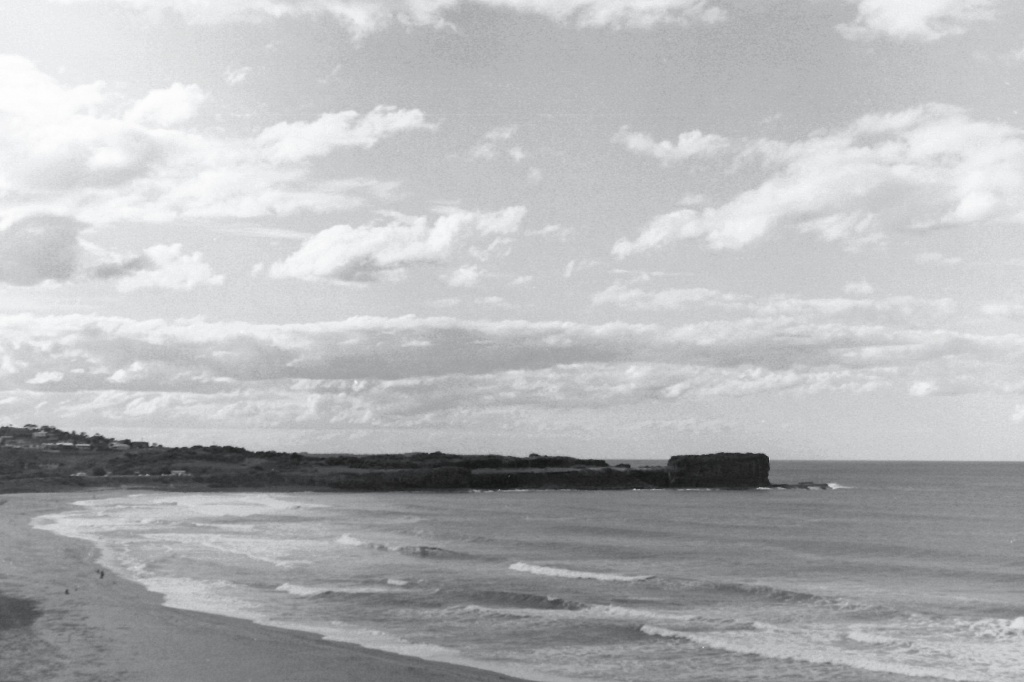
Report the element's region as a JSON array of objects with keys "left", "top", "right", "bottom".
[
  {"left": 698, "top": 579, "right": 890, "bottom": 615},
  {"left": 509, "top": 562, "right": 652, "bottom": 582},
  {"left": 336, "top": 534, "right": 467, "bottom": 559}
]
